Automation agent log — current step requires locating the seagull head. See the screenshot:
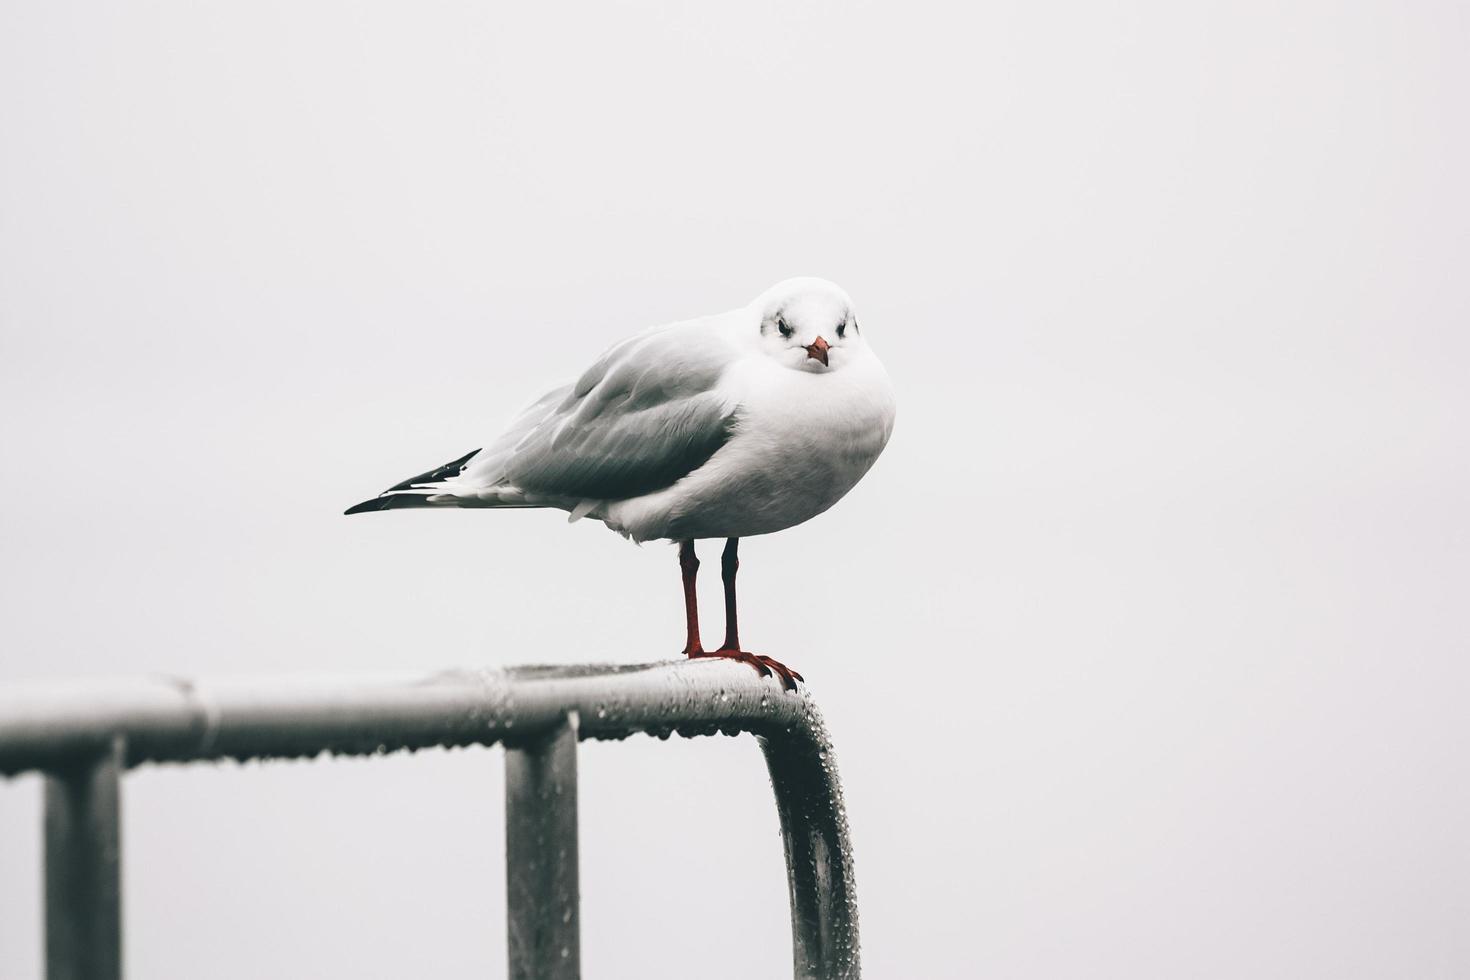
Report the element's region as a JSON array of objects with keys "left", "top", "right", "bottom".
[{"left": 752, "top": 277, "right": 863, "bottom": 373}]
